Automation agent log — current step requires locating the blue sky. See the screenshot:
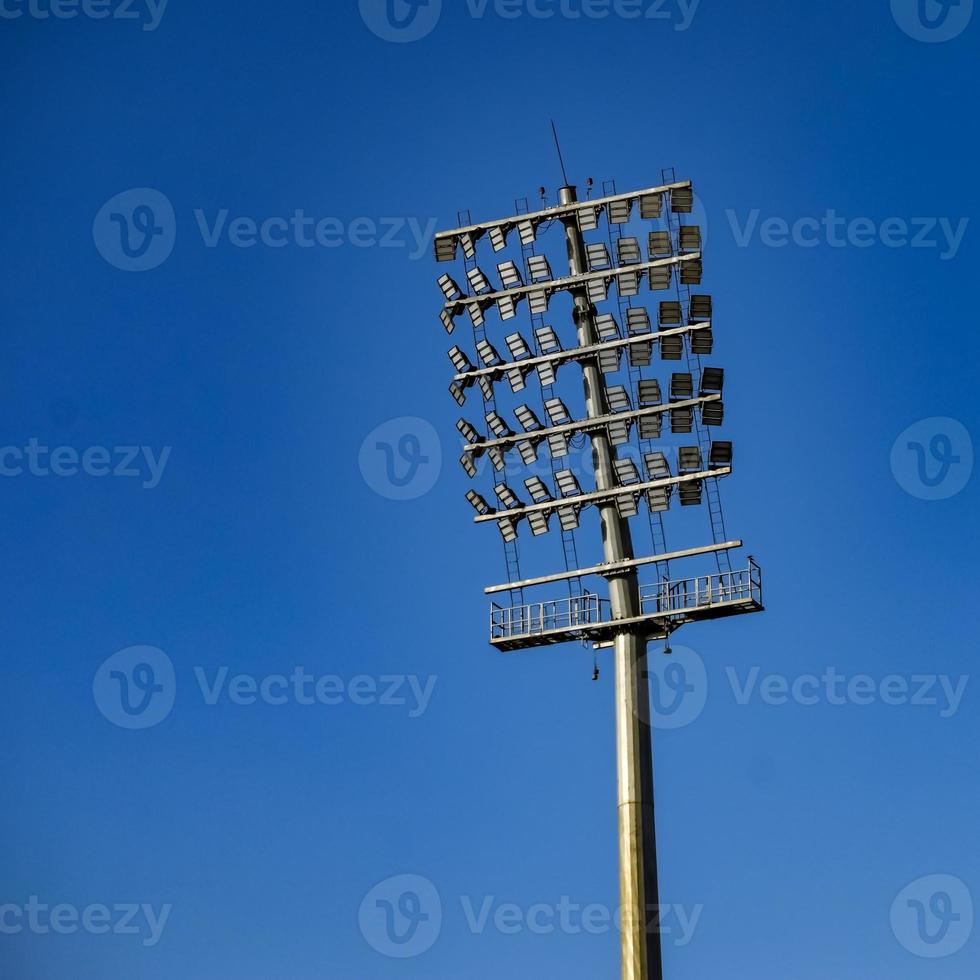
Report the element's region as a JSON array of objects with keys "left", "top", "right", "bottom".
[{"left": 0, "top": 1, "right": 977, "bottom": 977}]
